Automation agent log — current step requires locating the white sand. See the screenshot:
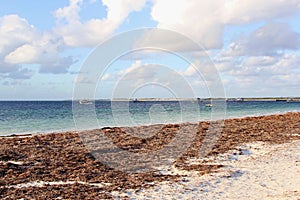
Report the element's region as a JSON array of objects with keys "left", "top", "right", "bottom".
[{"left": 114, "top": 140, "right": 300, "bottom": 200}]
